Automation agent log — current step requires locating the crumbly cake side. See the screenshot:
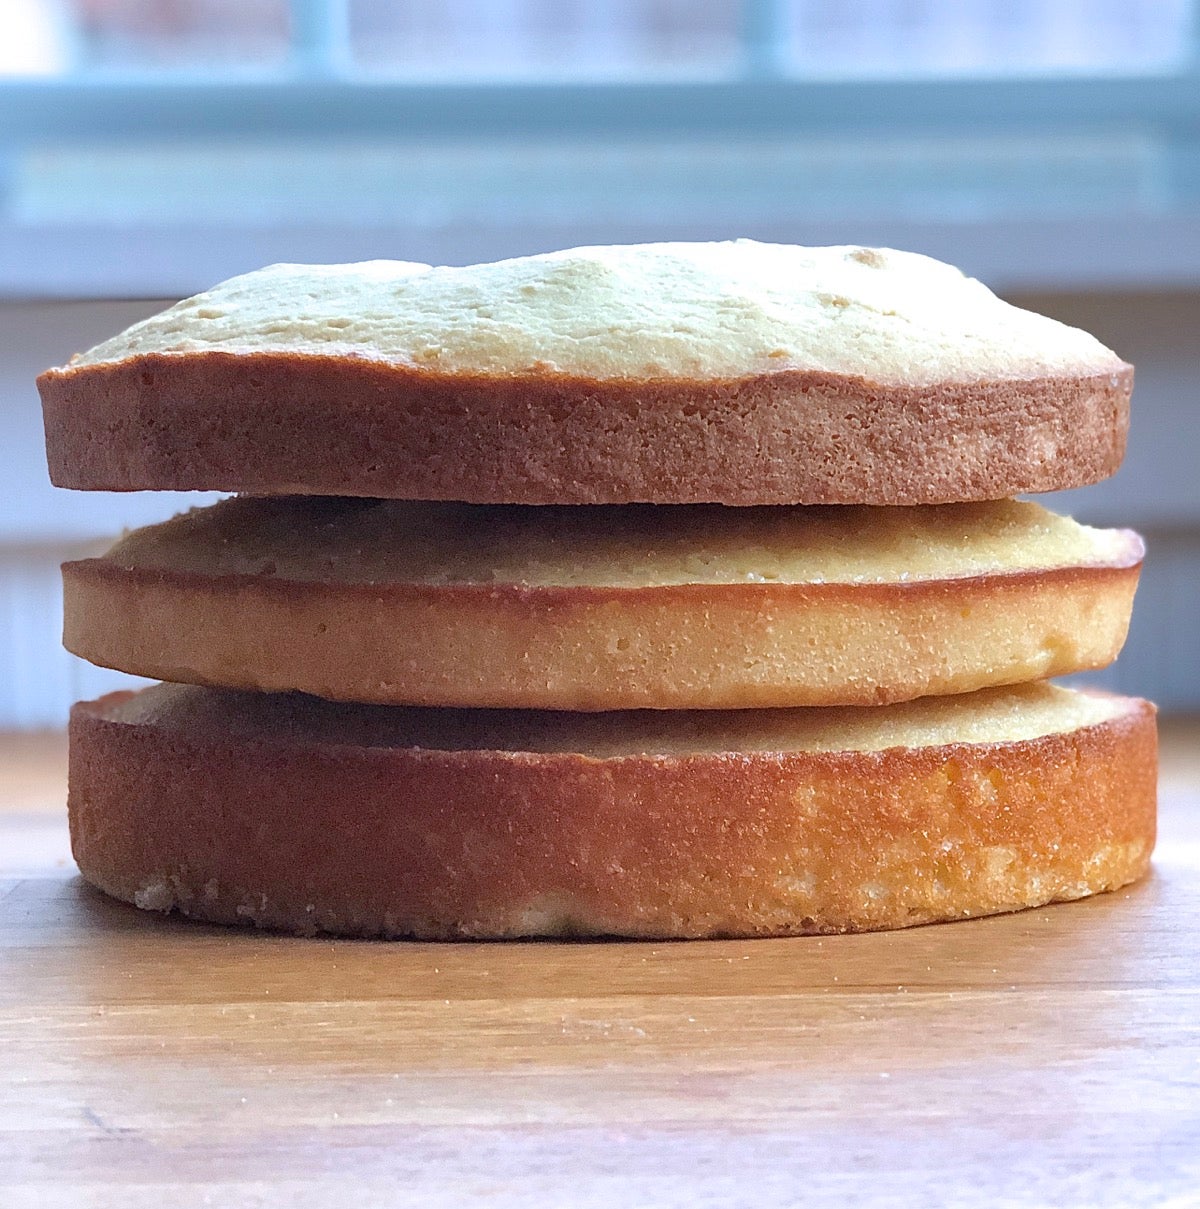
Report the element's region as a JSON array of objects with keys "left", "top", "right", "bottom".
[
  {"left": 40, "top": 357, "right": 1131, "bottom": 503},
  {"left": 68, "top": 683, "right": 1157, "bottom": 939}
]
